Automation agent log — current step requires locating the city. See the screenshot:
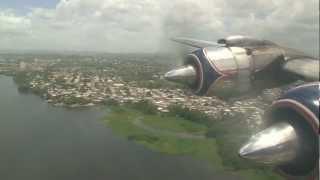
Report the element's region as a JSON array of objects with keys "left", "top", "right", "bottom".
[
  {"left": 0, "top": 0, "right": 318, "bottom": 179},
  {"left": 0, "top": 53, "right": 294, "bottom": 130},
  {"left": 0, "top": 52, "right": 308, "bottom": 180}
]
